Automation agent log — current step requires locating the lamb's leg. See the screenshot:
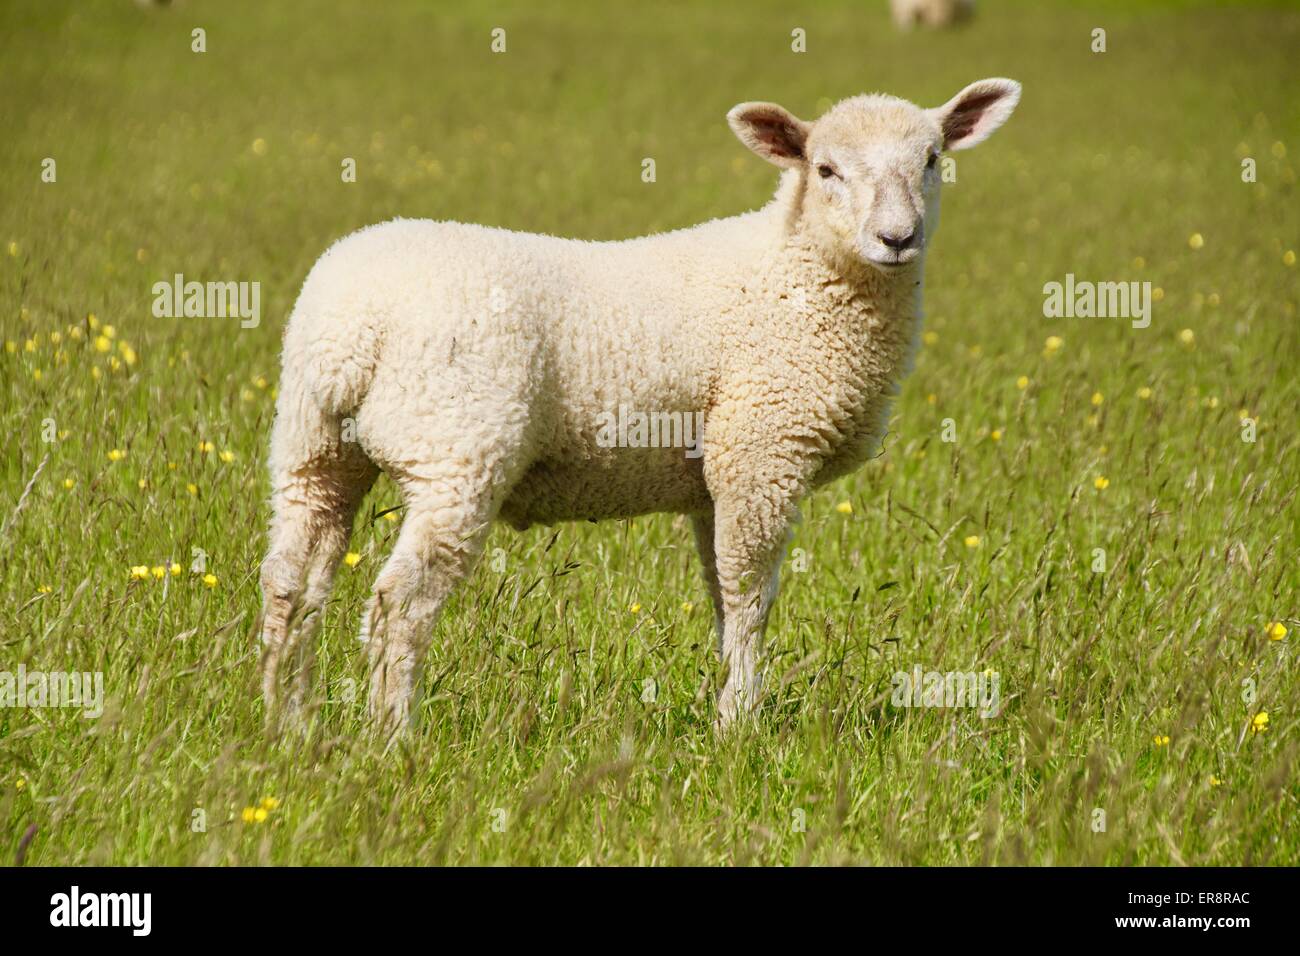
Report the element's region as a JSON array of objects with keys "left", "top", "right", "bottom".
[
  {"left": 260, "top": 445, "right": 376, "bottom": 729},
  {"left": 690, "top": 512, "right": 725, "bottom": 655},
  {"left": 710, "top": 492, "right": 793, "bottom": 728},
  {"left": 361, "top": 470, "right": 500, "bottom": 741}
]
